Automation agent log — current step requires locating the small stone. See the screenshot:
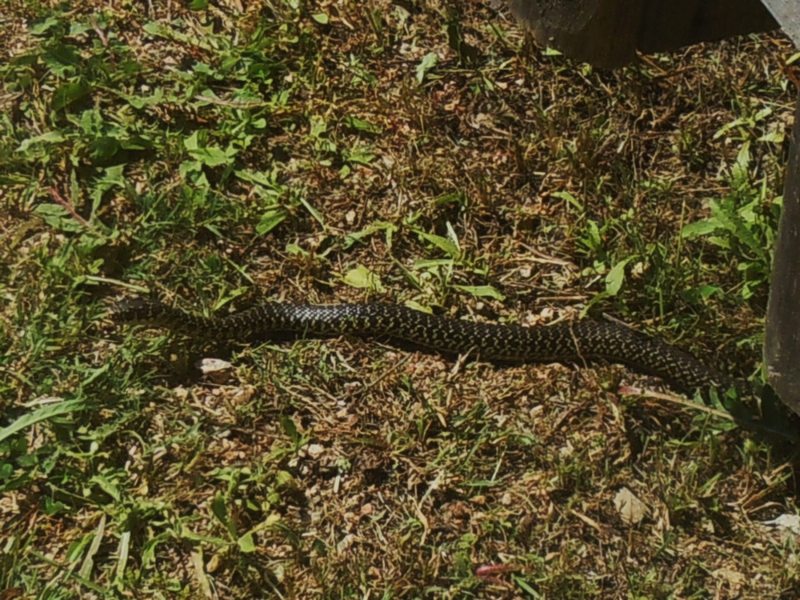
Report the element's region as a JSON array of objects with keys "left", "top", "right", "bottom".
[
  {"left": 196, "top": 358, "right": 233, "bottom": 374},
  {"left": 614, "top": 487, "right": 648, "bottom": 525},
  {"left": 307, "top": 444, "right": 325, "bottom": 459}
]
